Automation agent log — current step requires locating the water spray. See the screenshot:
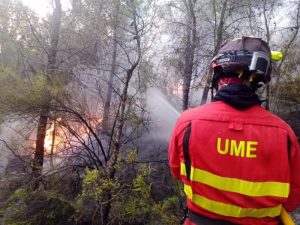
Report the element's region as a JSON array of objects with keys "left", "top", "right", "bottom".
[{"left": 146, "top": 87, "right": 180, "bottom": 141}]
